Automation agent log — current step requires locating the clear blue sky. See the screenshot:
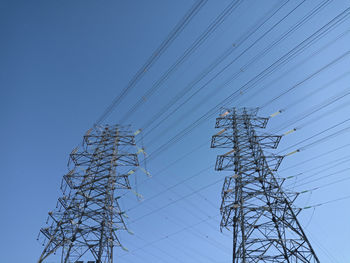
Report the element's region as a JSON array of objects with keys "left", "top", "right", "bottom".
[{"left": 2, "top": 0, "right": 350, "bottom": 262}]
